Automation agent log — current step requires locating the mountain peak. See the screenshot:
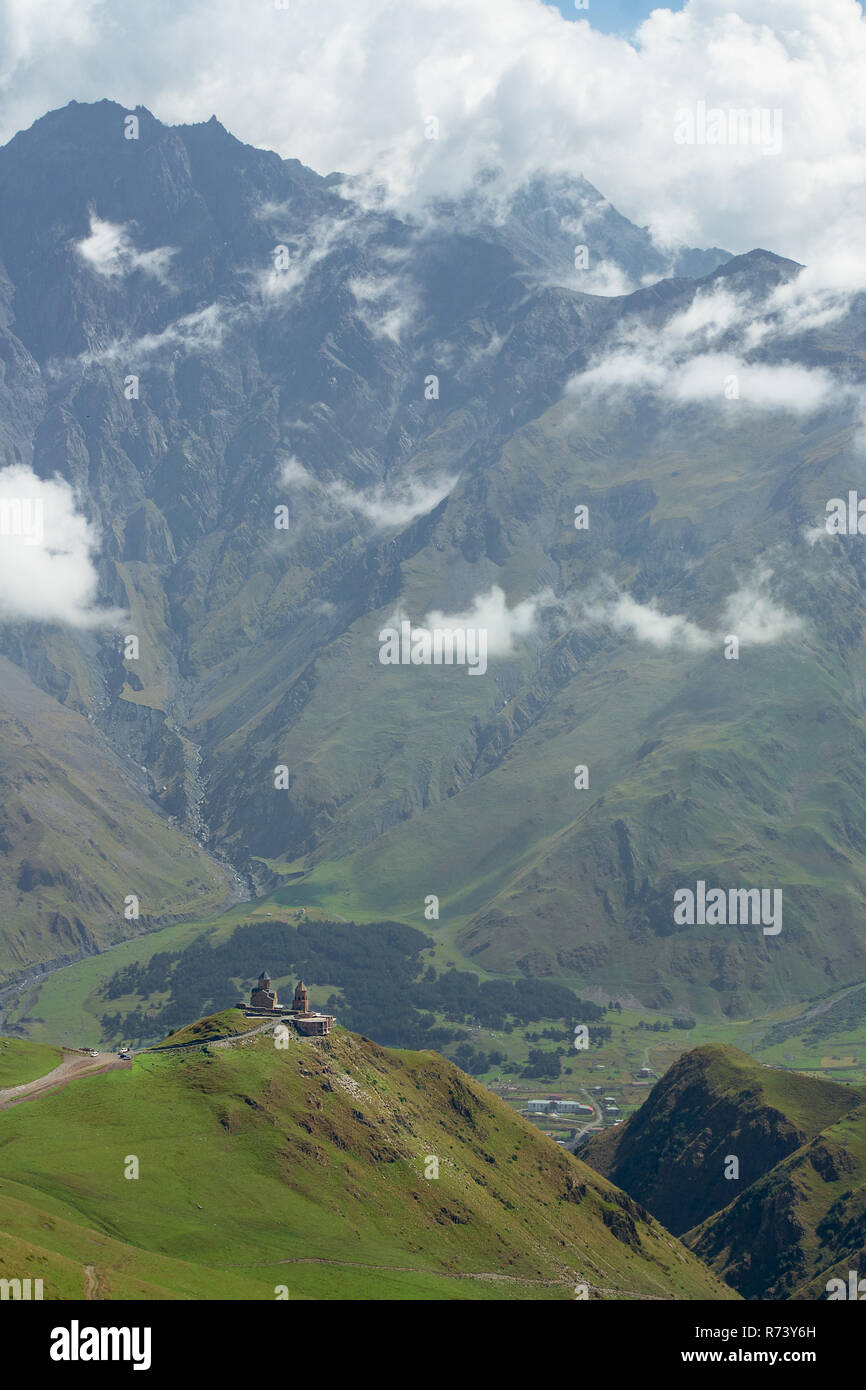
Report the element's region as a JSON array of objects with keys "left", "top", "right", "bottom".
[
  {"left": 705, "top": 246, "right": 803, "bottom": 283},
  {"left": 582, "top": 1046, "right": 858, "bottom": 1238}
]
